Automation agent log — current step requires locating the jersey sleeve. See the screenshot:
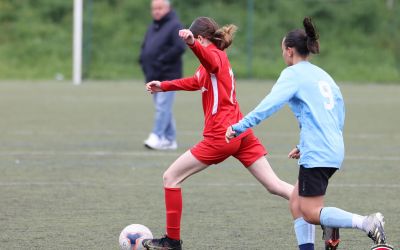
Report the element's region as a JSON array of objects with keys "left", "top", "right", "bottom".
[
  {"left": 232, "top": 68, "right": 299, "bottom": 135},
  {"left": 188, "top": 40, "right": 221, "bottom": 73},
  {"left": 161, "top": 75, "right": 201, "bottom": 91}
]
